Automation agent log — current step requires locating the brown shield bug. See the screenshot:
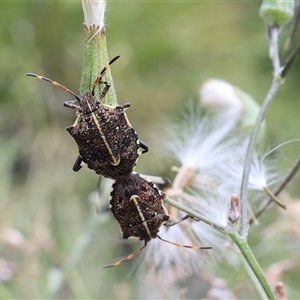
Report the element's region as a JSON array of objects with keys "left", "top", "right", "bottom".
[
  {"left": 104, "top": 172, "right": 212, "bottom": 268},
  {"left": 26, "top": 56, "right": 148, "bottom": 179}
]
